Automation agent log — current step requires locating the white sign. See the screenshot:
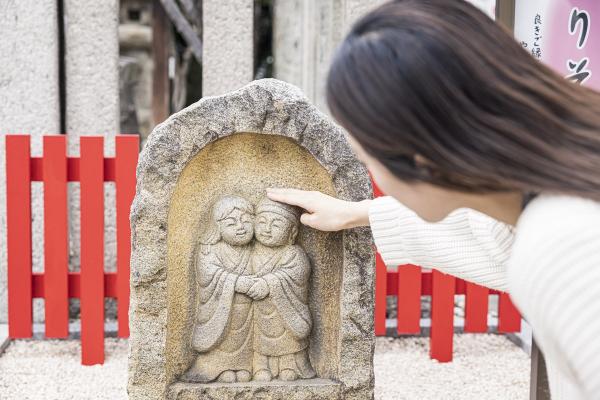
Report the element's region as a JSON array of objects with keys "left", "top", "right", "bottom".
[{"left": 515, "top": 0, "right": 598, "bottom": 89}]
